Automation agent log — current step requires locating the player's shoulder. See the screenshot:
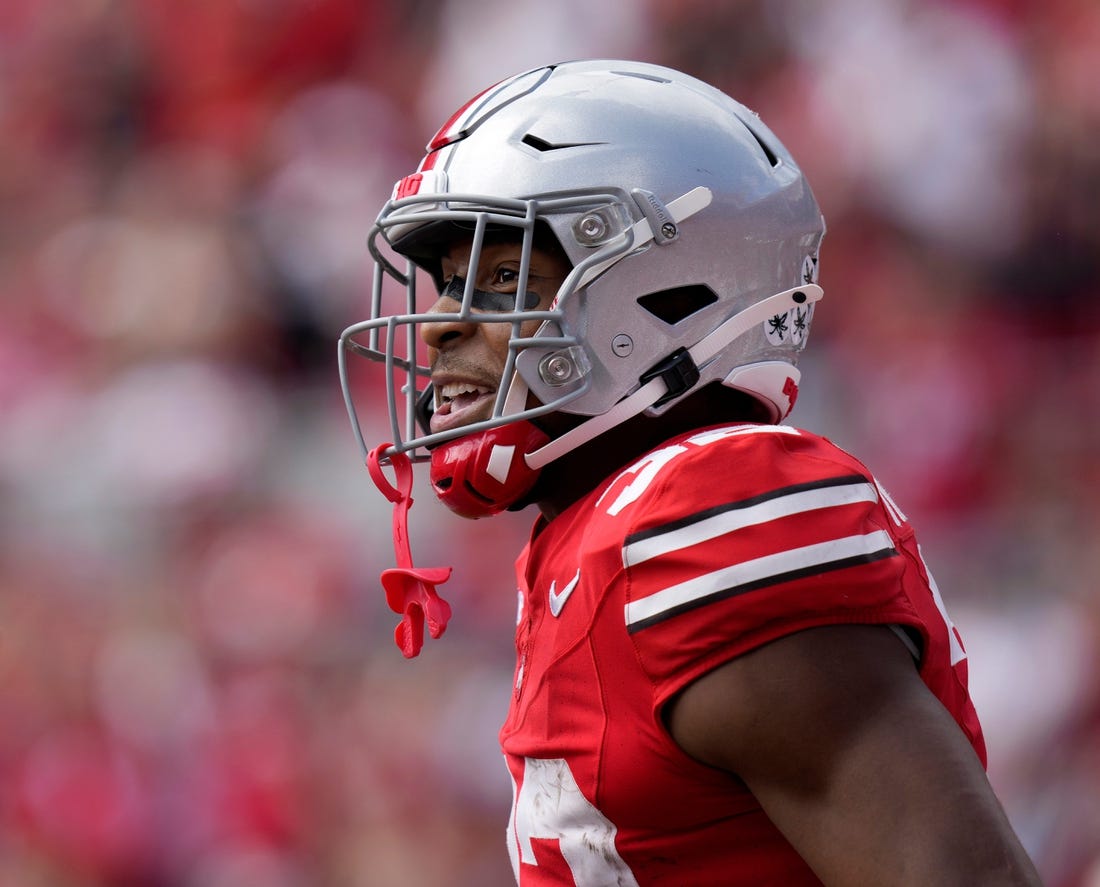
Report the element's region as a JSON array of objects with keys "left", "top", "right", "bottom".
[
  {"left": 592, "top": 423, "right": 871, "bottom": 522},
  {"left": 676, "top": 422, "right": 862, "bottom": 470}
]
